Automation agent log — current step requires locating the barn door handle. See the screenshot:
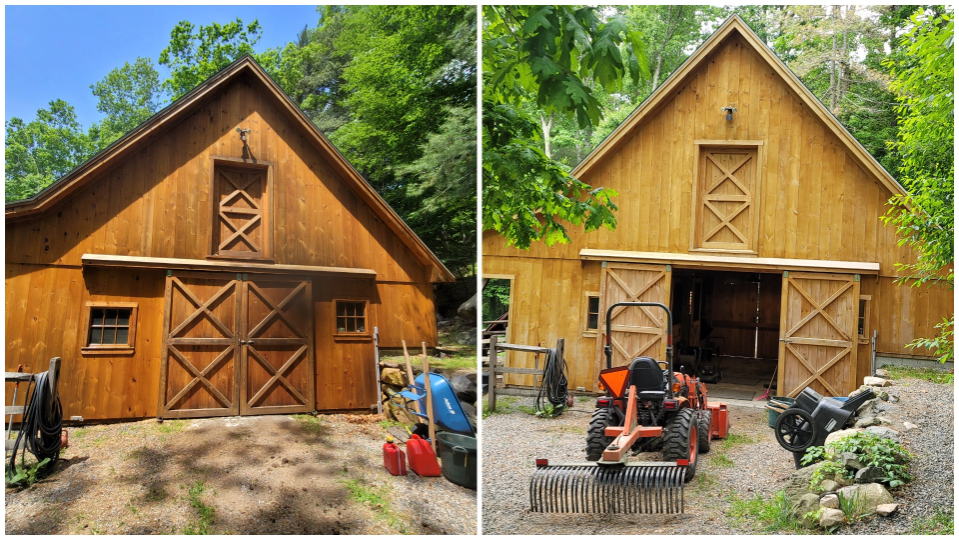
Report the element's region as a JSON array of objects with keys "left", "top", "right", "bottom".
[
  {"left": 240, "top": 340, "right": 254, "bottom": 345},
  {"left": 779, "top": 338, "right": 792, "bottom": 343}
]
